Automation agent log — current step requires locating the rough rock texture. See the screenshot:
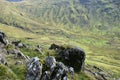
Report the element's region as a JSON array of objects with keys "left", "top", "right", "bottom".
[
  {"left": 49, "top": 43, "right": 86, "bottom": 72},
  {"left": 26, "top": 57, "right": 42, "bottom": 80}
]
